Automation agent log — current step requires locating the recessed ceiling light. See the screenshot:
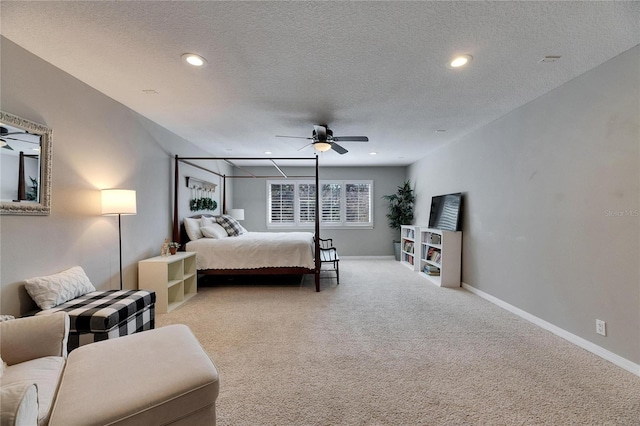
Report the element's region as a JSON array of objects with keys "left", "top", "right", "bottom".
[
  {"left": 264, "top": 151, "right": 272, "bottom": 154},
  {"left": 369, "top": 152, "right": 378, "bottom": 155},
  {"left": 182, "top": 53, "right": 207, "bottom": 67},
  {"left": 435, "top": 129, "right": 446, "bottom": 133},
  {"left": 448, "top": 54, "right": 472, "bottom": 69},
  {"left": 539, "top": 55, "right": 561, "bottom": 63}
]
